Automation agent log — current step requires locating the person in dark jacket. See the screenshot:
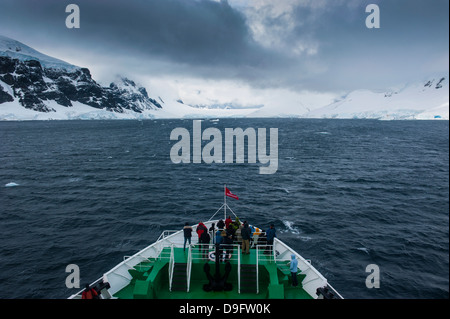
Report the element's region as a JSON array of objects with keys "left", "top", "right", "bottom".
[
  {"left": 265, "top": 224, "right": 277, "bottom": 254},
  {"left": 214, "top": 229, "right": 224, "bottom": 262},
  {"left": 183, "top": 222, "right": 193, "bottom": 251},
  {"left": 209, "top": 223, "right": 216, "bottom": 244},
  {"left": 217, "top": 219, "right": 225, "bottom": 230},
  {"left": 241, "top": 221, "right": 252, "bottom": 254},
  {"left": 200, "top": 230, "right": 211, "bottom": 259},
  {"left": 223, "top": 233, "right": 233, "bottom": 259}
]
